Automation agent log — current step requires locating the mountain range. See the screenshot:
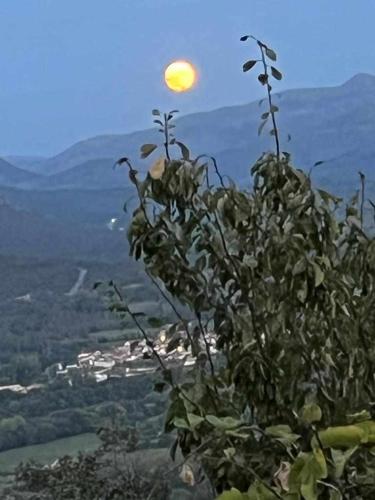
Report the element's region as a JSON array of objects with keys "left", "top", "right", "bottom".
[
  {"left": 1, "top": 73, "right": 374, "bottom": 260},
  {"left": 3, "top": 73, "right": 375, "bottom": 198}
]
